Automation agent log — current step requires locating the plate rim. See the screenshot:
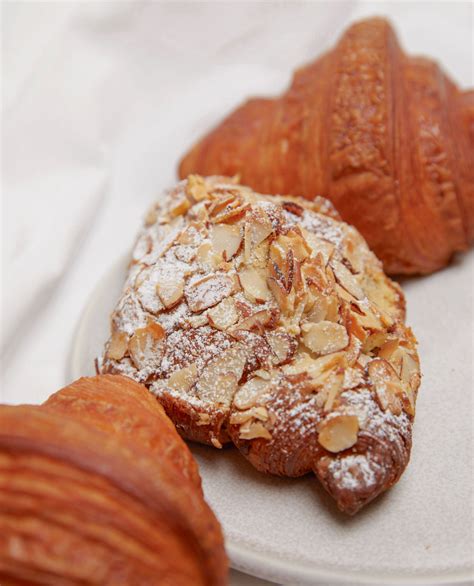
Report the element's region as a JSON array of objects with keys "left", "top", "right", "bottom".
[{"left": 67, "top": 254, "right": 474, "bottom": 586}]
